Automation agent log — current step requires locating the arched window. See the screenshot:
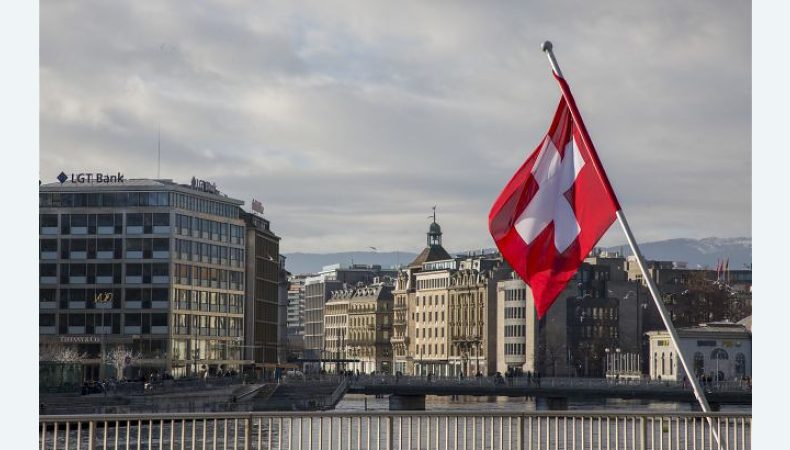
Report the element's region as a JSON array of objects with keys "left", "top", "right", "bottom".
[
  {"left": 735, "top": 353, "right": 746, "bottom": 376},
  {"left": 661, "top": 353, "right": 665, "bottom": 374},
  {"left": 711, "top": 348, "right": 729, "bottom": 360},
  {"left": 693, "top": 352, "right": 705, "bottom": 377}
]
